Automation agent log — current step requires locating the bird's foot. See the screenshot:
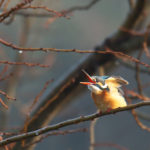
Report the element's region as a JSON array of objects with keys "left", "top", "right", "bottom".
[
  {"left": 98, "top": 110, "right": 101, "bottom": 115},
  {"left": 106, "top": 108, "right": 112, "bottom": 113}
]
